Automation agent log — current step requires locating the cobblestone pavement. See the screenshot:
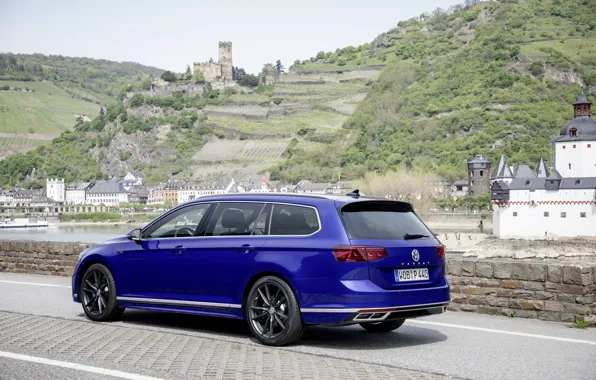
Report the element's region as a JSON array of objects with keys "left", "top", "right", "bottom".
[{"left": 0, "top": 311, "right": 458, "bottom": 380}]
